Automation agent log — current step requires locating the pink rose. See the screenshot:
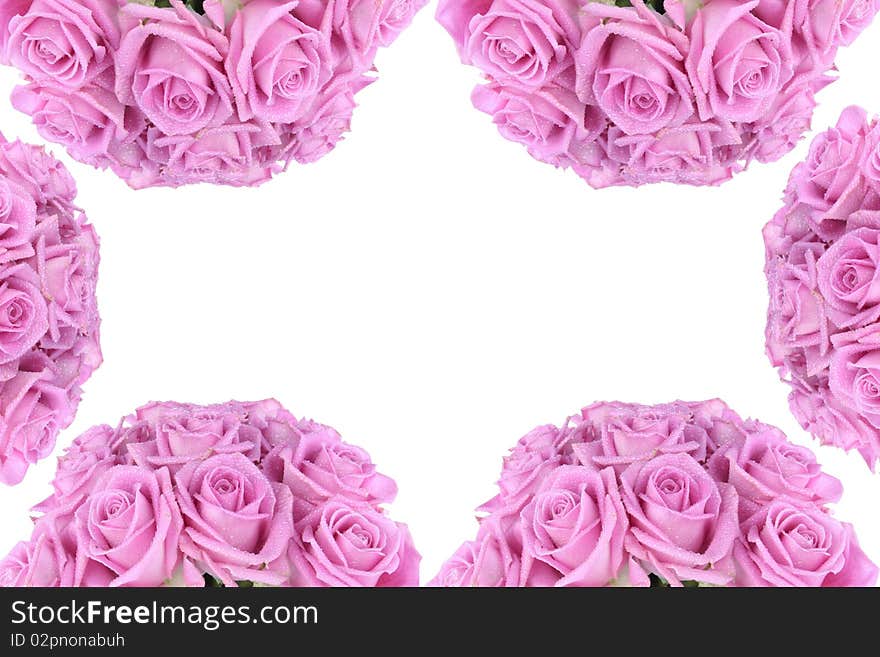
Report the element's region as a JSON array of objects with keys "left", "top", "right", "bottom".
[
  {"left": 48, "top": 424, "right": 117, "bottom": 508},
  {"left": 606, "top": 119, "right": 738, "bottom": 186},
  {"left": 6, "top": 0, "right": 119, "bottom": 89},
  {"left": 708, "top": 426, "right": 842, "bottom": 516},
  {"left": 0, "top": 177, "right": 36, "bottom": 258},
  {"left": 0, "top": 1, "right": 30, "bottom": 64},
  {"left": 0, "top": 264, "right": 48, "bottom": 365},
  {"left": 154, "top": 122, "right": 278, "bottom": 188},
  {"left": 0, "top": 541, "right": 30, "bottom": 586},
  {"left": 333, "top": 0, "right": 427, "bottom": 63},
  {"left": 264, "top": 426, "right": 397, "bottom": 521},
  {"left": 520, "top": 466, "right": 627, "bottom": 586},
  {"left": 1, "top": 513, "right": 75, "bottom": 586},
  {"left": 11, "top": 81, "right": 139, "bottom": 165},
  {"left": 571, "top": 402, "right": 707, "bottom": 472},
  {"left": 686, "top": 0, "right": 793, "bottom": 123},
  {"left": 436, "top": 0, "right": 492, "bottom": 51},
  {"left": 176, "top": 453, "right": 293, "bottom": 586},
  {"left": 577, "top": 0, "right": 694, "bottom": 136},
  {"left": 817, "top": 227, "right": 880, "bottom": 327},
  {"left": 128, "top": 402, "right": 261, "bottom": 472},
  {"left": 115, "top": 2, "right": 232, "bottom": 136},
  {"left": 285, "top": 78, "right": 366, "bottom": 165},
  {"left": 290, "top": 497, "right": 420, "bottom": 587},
  {"left": 74, "top": 465, "right": 183, "bottom": 586},
  {"left": 829, "top": 325, "right": 880, "bottom": 428},
  {"left": 430, "top": 536, "right": 519, "bottom": 587},
  {"left": 227, "top": 0, "right": 330, "bottom": 124},
  {"left": 621, "top": 453, "right": 739, "bottom": 586},
  {"left": 801, "top": 0, "right": 880, "bottom": 52},
  {"left": 859, "top": 121, "right": 880, "bottom": 194},
  {"left": 0, "top": 138, "right": 77, "bottom": 206},
  {"left": 473, "top": 79, "right": 604, "bottom": 169},
  {"left": 735, "top": 500, "right": 879, "bottom": 586},
  {"left": 0, "top": 354, "right": 71, "bottom": 485},
  {"left": 463, "top": 0, "right": 577, "bottom": 89},
  {"left": 752, "top": 83, "right": 818, "bottom": 163}
]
